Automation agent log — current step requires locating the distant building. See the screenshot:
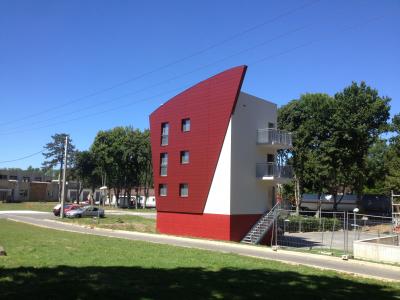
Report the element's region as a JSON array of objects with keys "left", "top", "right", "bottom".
[
  {"left": 150, "top": 66, "right": 292, "bottom": 242},
  {"left": 0, "top": 169, "right": 56, "bottom": 202}
]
